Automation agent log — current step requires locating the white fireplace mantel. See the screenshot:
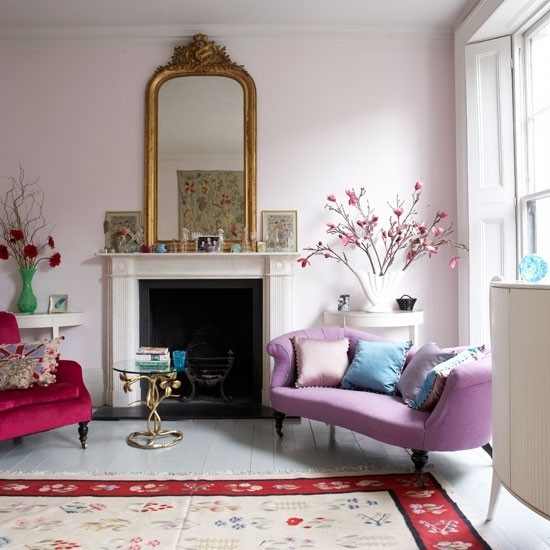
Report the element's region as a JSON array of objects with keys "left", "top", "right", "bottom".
[{"left": 101, "top": 252, "right": 298, "bottom": 407}]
